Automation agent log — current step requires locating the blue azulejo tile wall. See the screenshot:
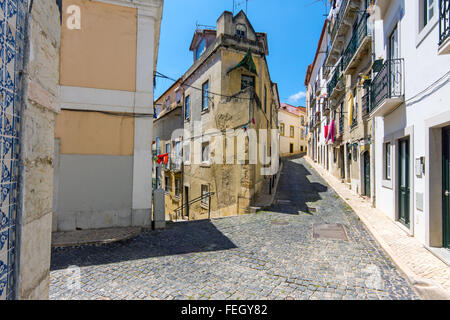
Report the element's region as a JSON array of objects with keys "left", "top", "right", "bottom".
[{"left": 0, "top": 0, "right": 26, "bottom": 300}]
